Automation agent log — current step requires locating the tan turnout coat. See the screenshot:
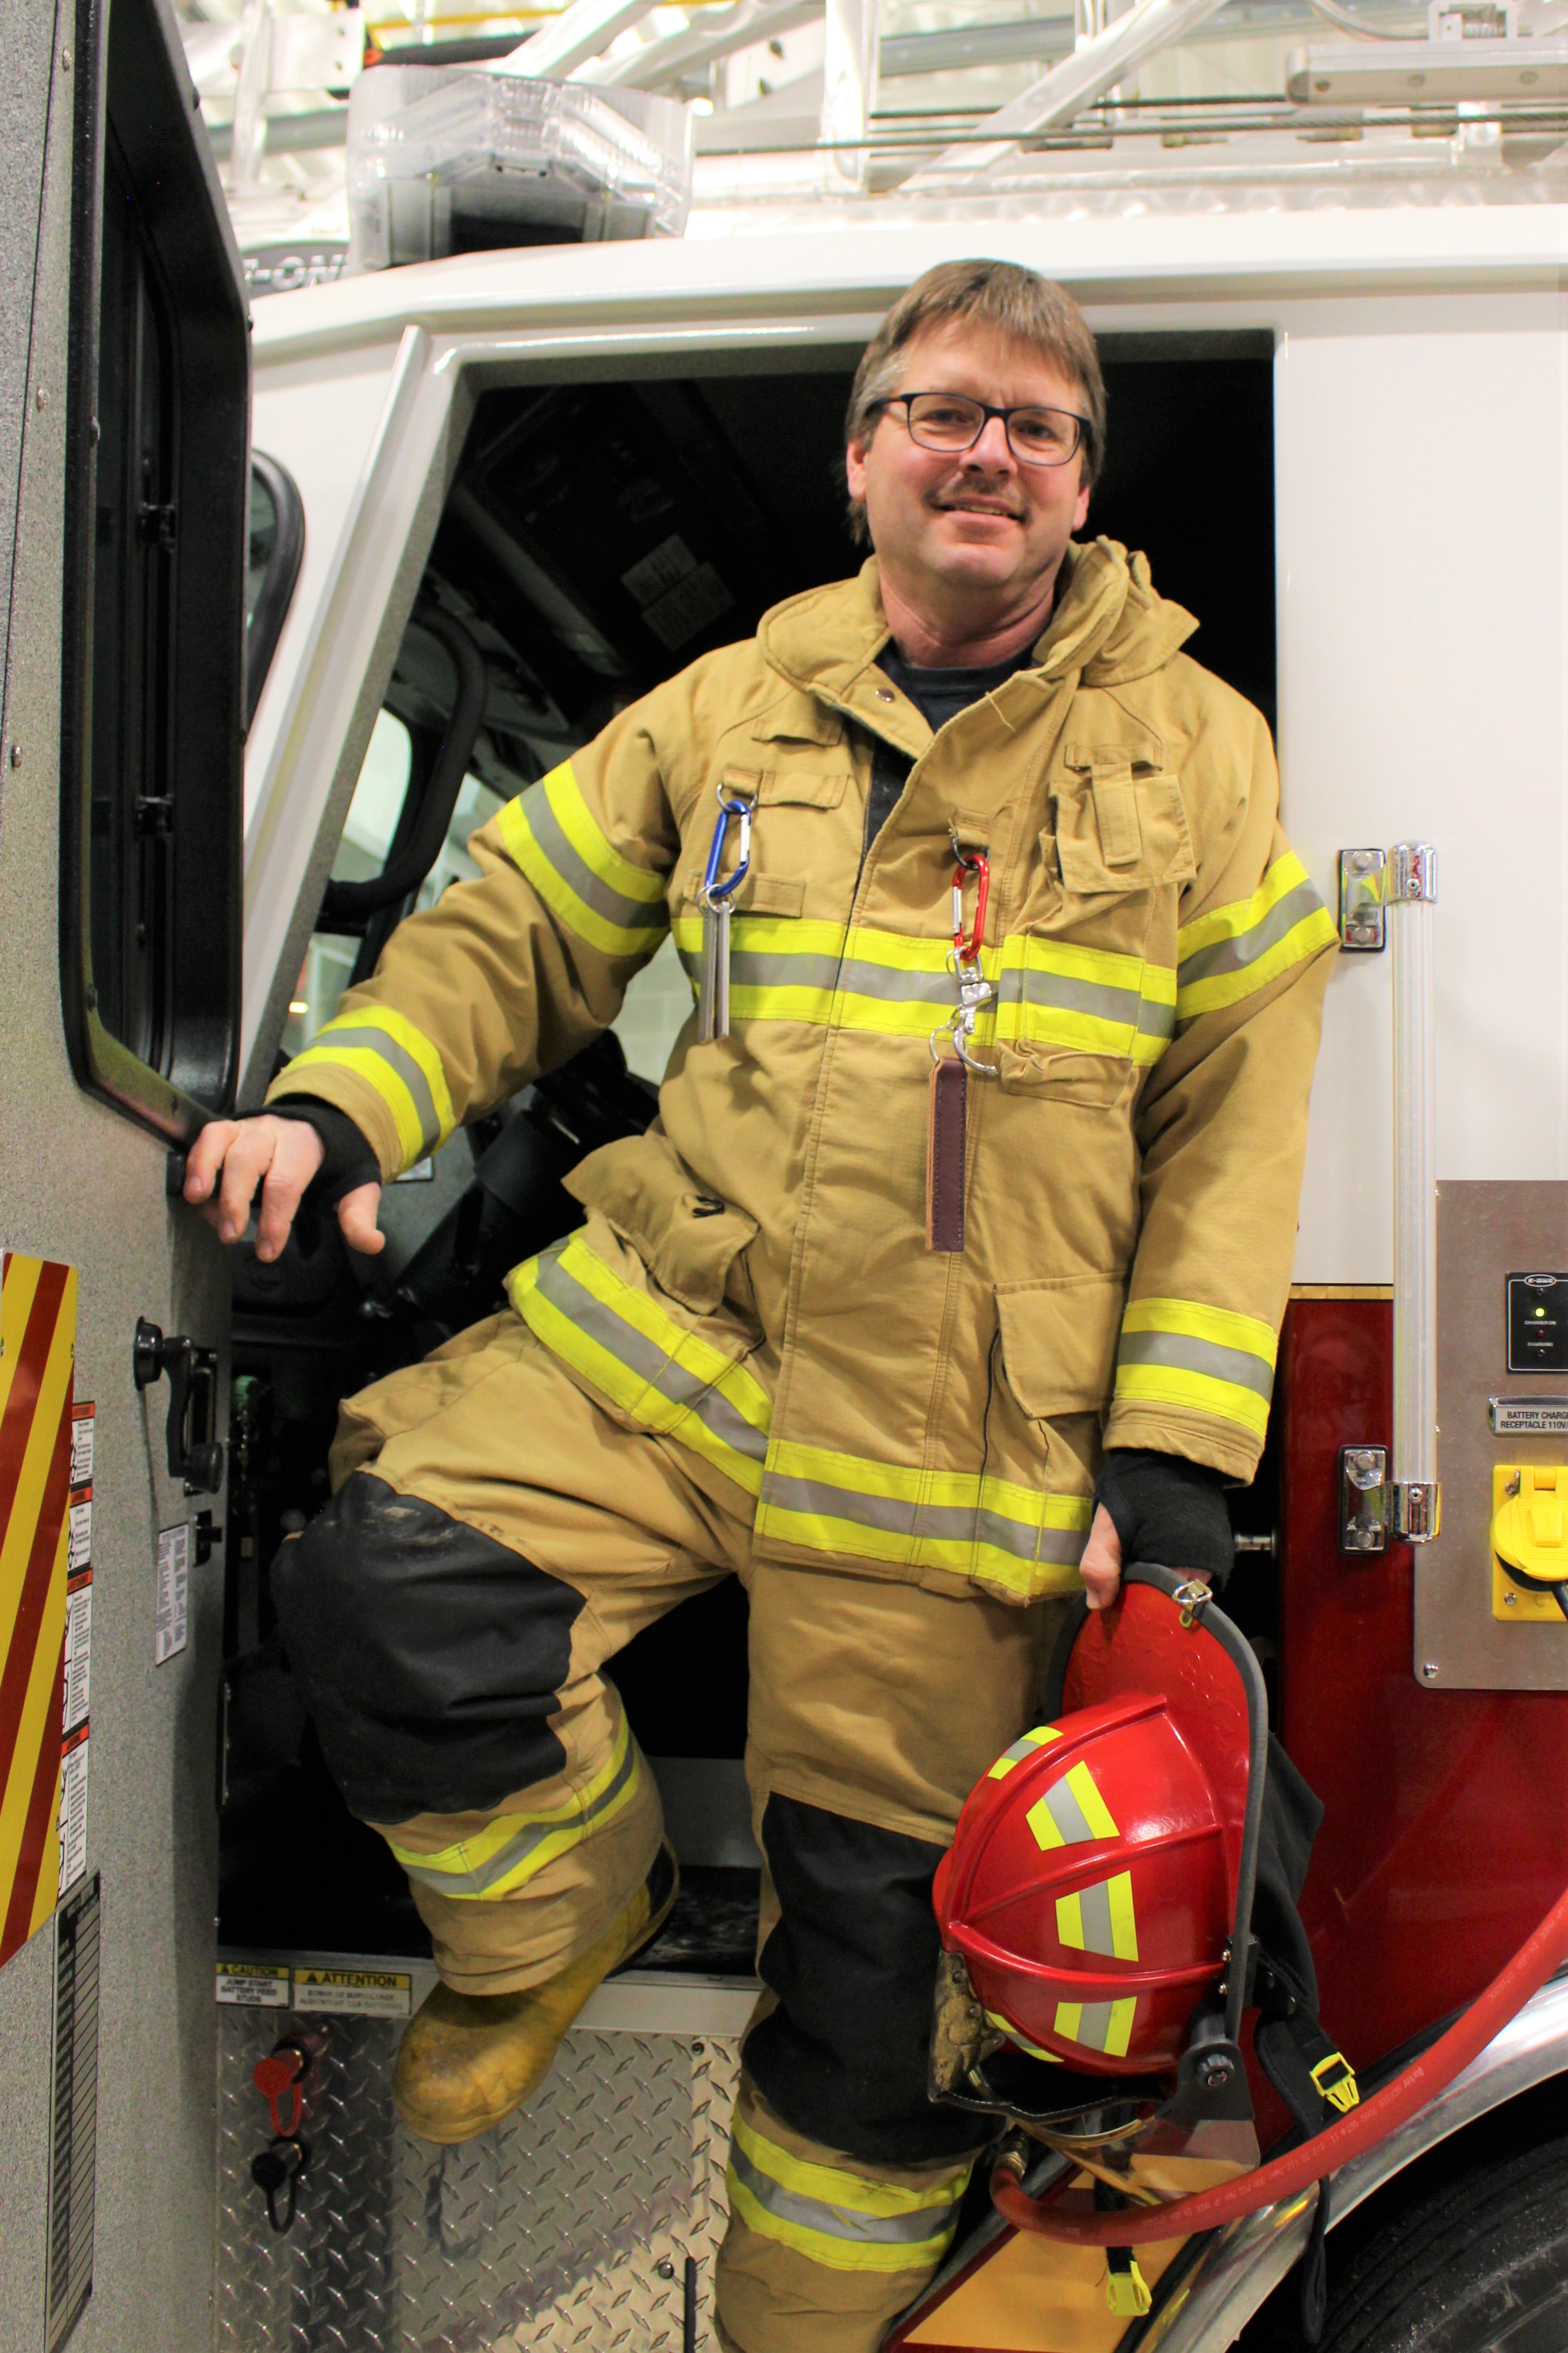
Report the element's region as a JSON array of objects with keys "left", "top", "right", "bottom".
[{"left": 271, "top": 539, "right": 1336, "bottom": 1606}]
